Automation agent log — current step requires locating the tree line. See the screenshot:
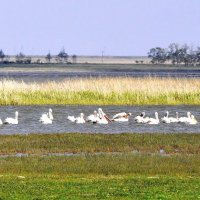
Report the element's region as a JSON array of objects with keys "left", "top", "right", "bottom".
[
  {"left": 0, "top": 48, "right": 77, "bottom": 64},
  {"left": 148, "top": 43, "right": 200, "bottom": 66}
]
